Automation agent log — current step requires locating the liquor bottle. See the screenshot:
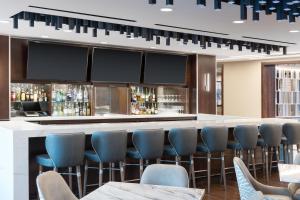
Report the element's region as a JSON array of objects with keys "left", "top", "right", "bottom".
[
  {"left": 82, "top": 103, "right": 87, "bottom": 116},
  {"left": 83, "top": 86, "right": 89, "bottom": 102},
  {"left": 79, "top": 103, "right": 83, "bottom": 116},
  {"left": 21, "top": 87, "right": 26, "bottom": 101},
  {"left": 77, "top": 86, "right": 83, "bottom": 102},
  {"left": 152, "top": 88, "right": 156, "bottom": 102},
  {"left": 63, "top": 102, "right": 68, "bottom": 116},
  {"left": 29, "top": 86, "right": 34, "bottom": 101},
  {"left": 74, "top": 103, "right": 79, "bottom": 116},
  {"left": 11, "top": 86, "right": 16, "bottom": 102},
  {"left": 33, "top": 87, "right": 38, "bottom": 102},
  {"left": 86, "top": 103, "right": 91, "bottom": 116},
  {"left": 66, "top": 87, "right": 72, "bottom": 102},
  {"left": 25, "top": 88, "right": 30, "bottom": 101}
]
